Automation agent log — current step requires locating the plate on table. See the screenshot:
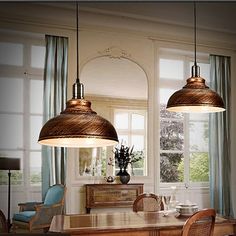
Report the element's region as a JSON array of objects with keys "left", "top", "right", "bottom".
[{"left": 176, "top": 204, "right": 198, "bottom": 216}]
